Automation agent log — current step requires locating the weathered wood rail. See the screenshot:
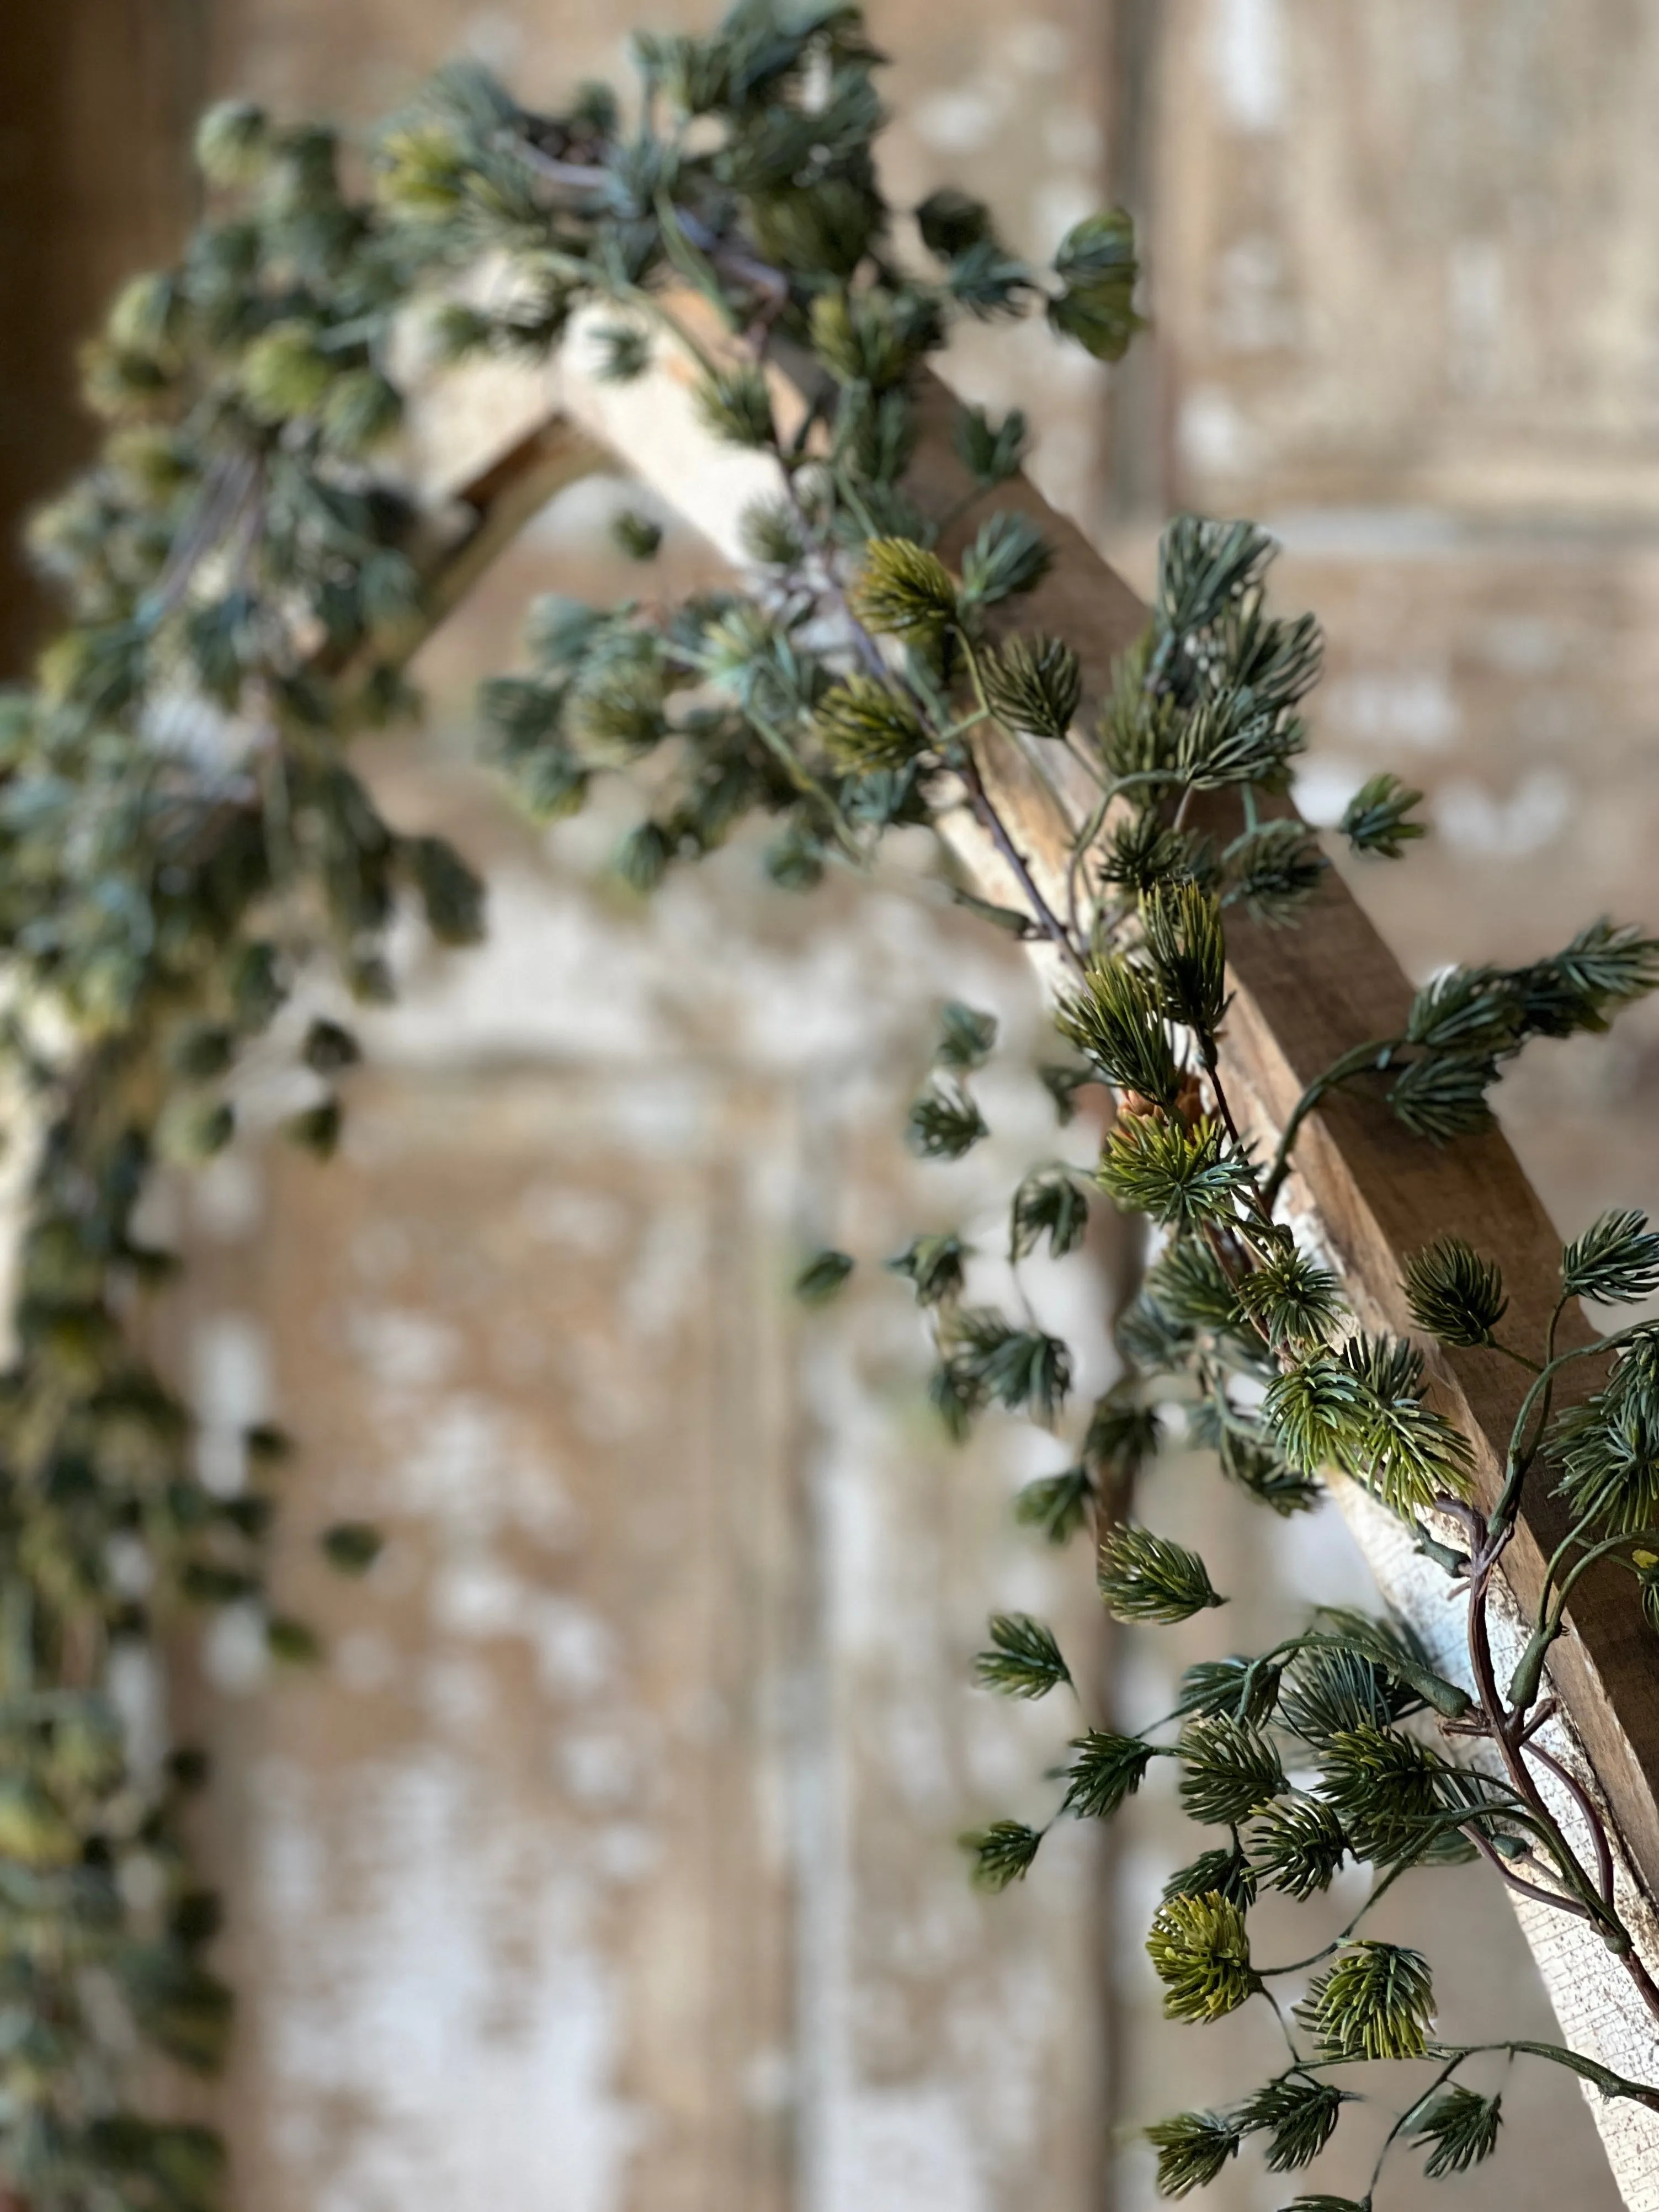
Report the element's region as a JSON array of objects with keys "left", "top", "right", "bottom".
[{"left": 396, "top": 299, "right": 1659, "bottom": 2202}]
